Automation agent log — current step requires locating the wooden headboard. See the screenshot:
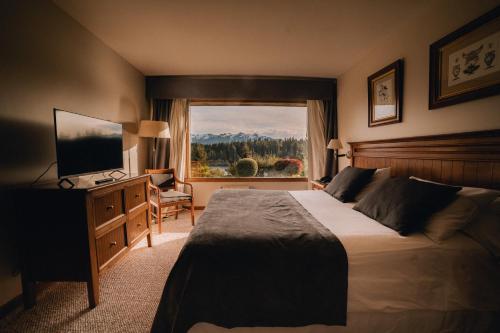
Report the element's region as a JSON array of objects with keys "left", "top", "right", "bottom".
[{"left": 349, "top": 130, "right": 500, "bottom": 189}]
